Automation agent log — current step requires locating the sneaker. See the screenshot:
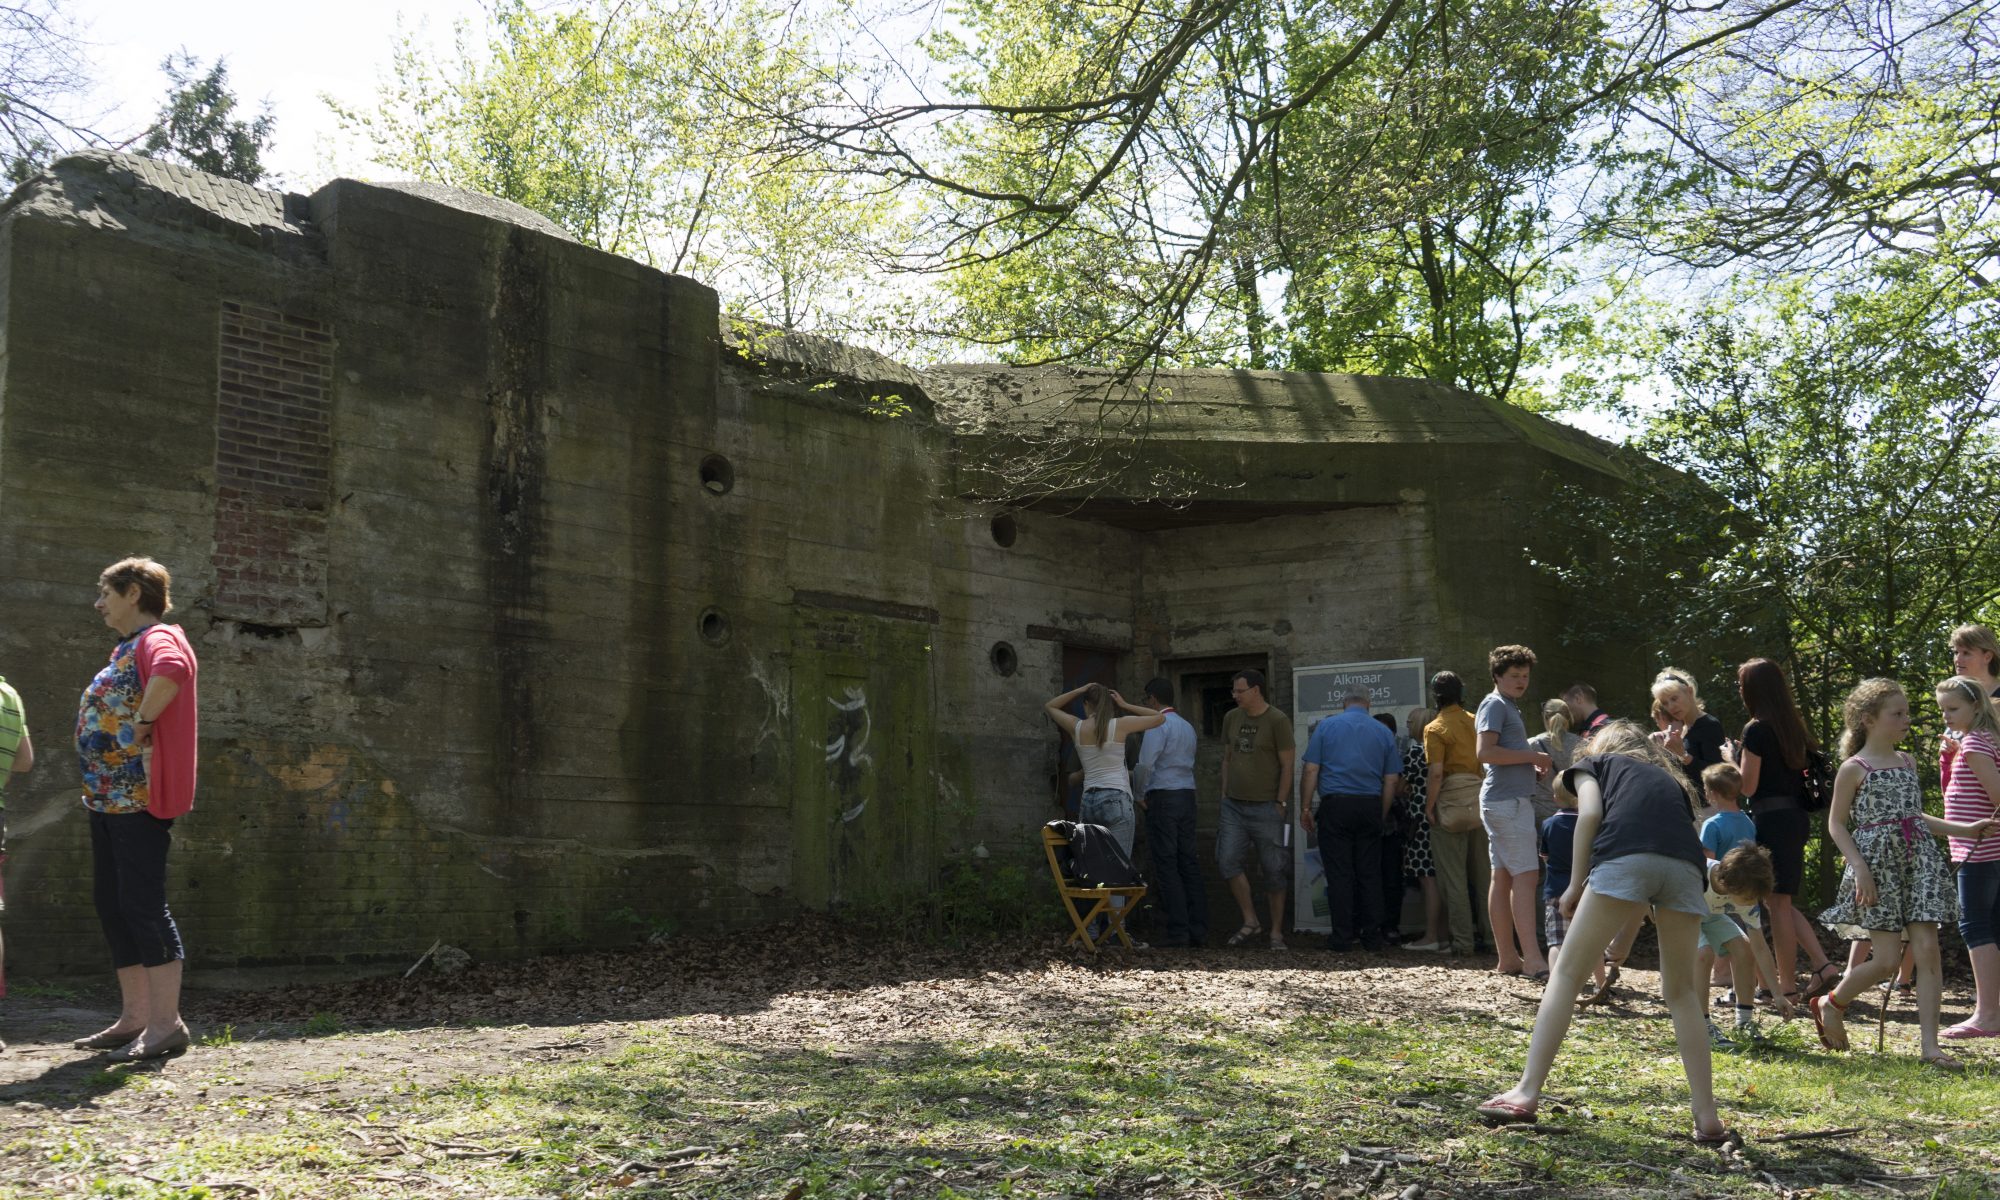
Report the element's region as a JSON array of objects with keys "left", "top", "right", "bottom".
[
  {"left": 1270, "top": 936, "right": 1289, "bottom": 951},
  {"left": 1706, "top": 1020, "right": 1734, "bottom": 1050},
  {"left": 1712, "top": 989, "right": 1736, "bottom": 1008},
  {"left": 1733, "top": 1021, "right": 1765, "bottom": 1045},
  {"left": 1405, "top": 941, "right": 1447, "bottom": 952}
]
